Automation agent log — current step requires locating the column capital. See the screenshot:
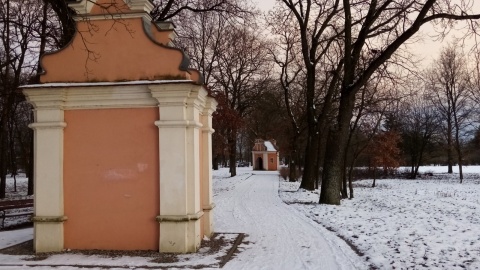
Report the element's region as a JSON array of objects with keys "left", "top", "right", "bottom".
[
  {"left": 23, "top": 88, "right": 67, "bottom": 110},
  {"left": 149, "top": 83, "right": 199, "bottom": 105}
]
